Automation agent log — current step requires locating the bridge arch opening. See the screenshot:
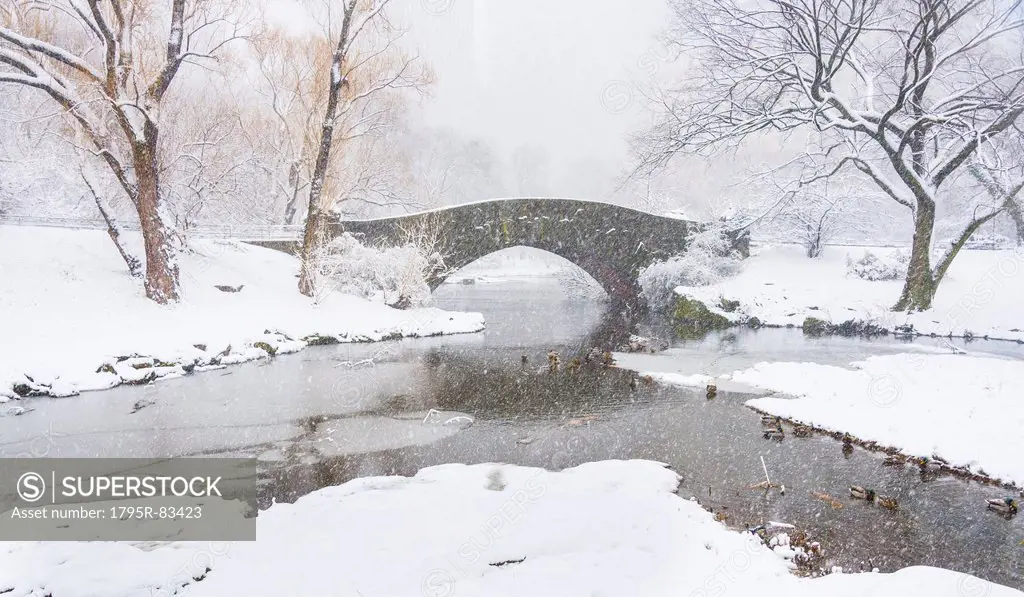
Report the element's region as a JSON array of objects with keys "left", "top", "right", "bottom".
[{"left": 434, "top": 246, "right": 608, "bottom": 302}]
